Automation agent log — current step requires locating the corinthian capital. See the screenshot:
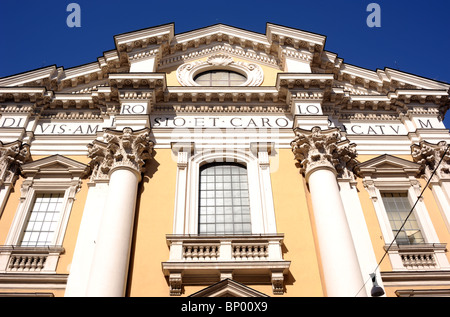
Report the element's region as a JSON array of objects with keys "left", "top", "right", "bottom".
[
  {"left": 290, "top": 126, "right": 358, "bottom": 180},
  {"left": 411, "top": 140, "right": 450, "bottom": 180},
  {"left": 0, "top": 141, "right": 31, "bottom": 185},
  {"left": 87, "top": 127, "right": 154, "bottom": 180}
]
